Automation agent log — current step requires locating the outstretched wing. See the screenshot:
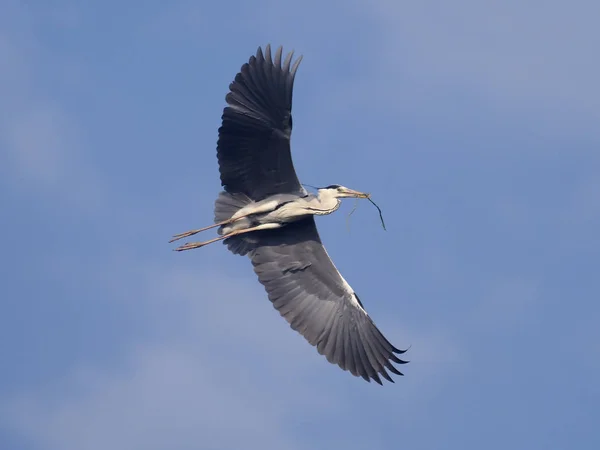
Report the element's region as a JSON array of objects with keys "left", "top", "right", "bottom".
[
  {"left": 249, "top": 217, "right": 408, "bottom": 384},
  {"left": 217, "top": 44, "right": 305, "bottom": 201}
]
